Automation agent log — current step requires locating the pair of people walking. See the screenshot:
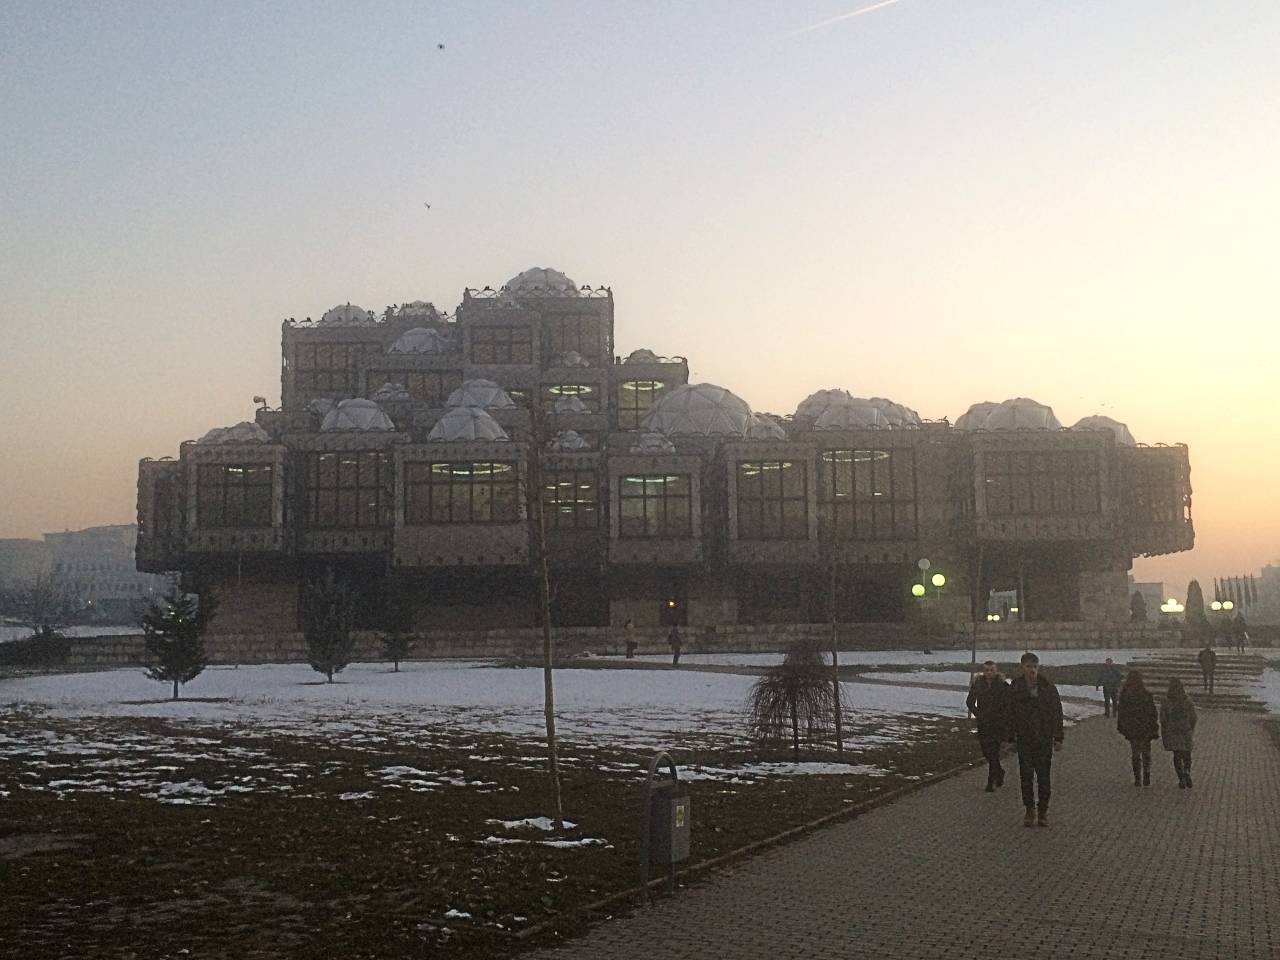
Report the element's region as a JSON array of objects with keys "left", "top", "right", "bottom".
[
  {"left": 967, "top": 652, "right": 1063, "bottom": 827},
  {"left": 1114, "top": 672, "right": 1198, "bottom": 788}
]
